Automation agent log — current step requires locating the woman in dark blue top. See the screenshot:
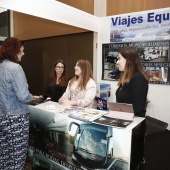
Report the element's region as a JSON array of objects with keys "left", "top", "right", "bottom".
[{"left": 116, "top": 47, "right": 148, "bottom": 117}]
